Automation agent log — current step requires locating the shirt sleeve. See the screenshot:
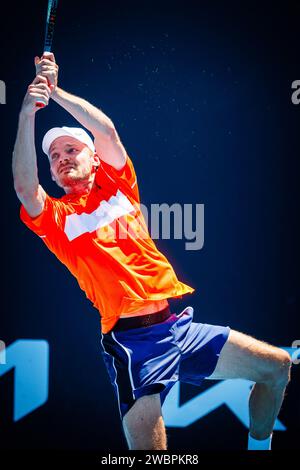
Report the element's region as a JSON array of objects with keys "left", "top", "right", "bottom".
[
  {"left": 96, "top": 155, "right": 140, "bottom": 203},
  {"left": 20, "top": 193, "right": 63, "bottom": 238}
]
